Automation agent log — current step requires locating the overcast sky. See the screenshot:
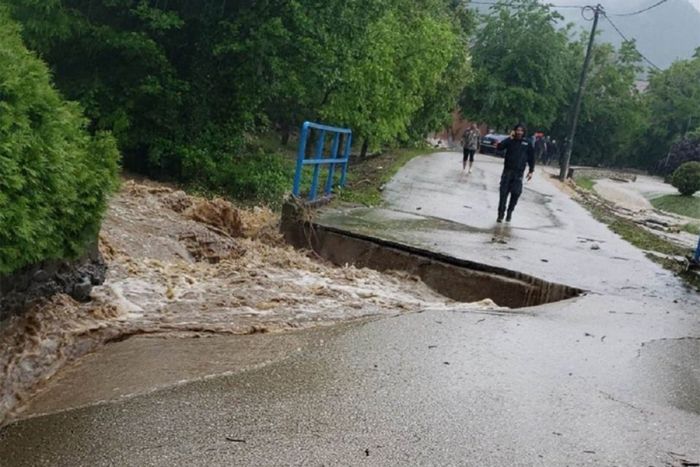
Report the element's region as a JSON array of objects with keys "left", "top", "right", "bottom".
[
  {"left": 546, "top": 0, "right": 700, "bottom": 14},
  {"left": 545, "top": 0, "right": 700, "bottom": 68}
]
